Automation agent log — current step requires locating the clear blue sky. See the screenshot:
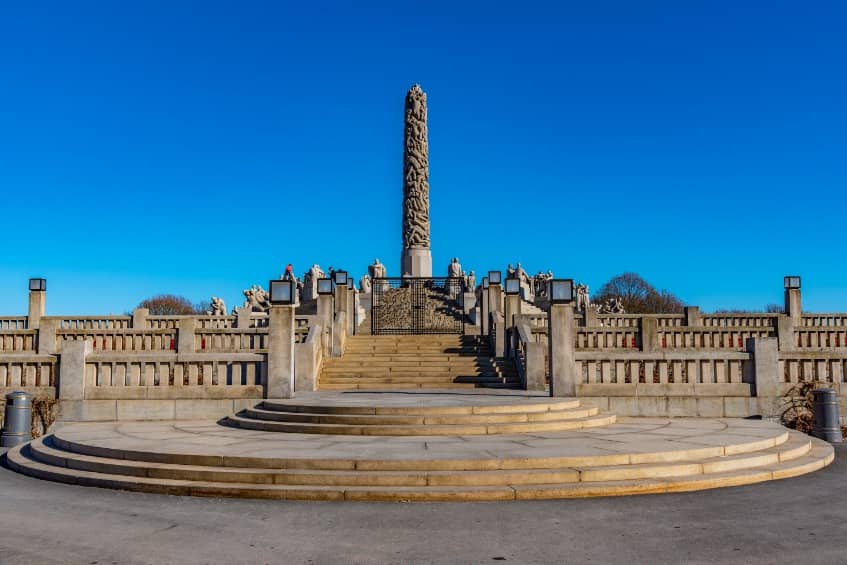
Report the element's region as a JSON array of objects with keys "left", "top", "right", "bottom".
[{"left": 1, "top": 1, "right": 845, "bottom": 315}]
